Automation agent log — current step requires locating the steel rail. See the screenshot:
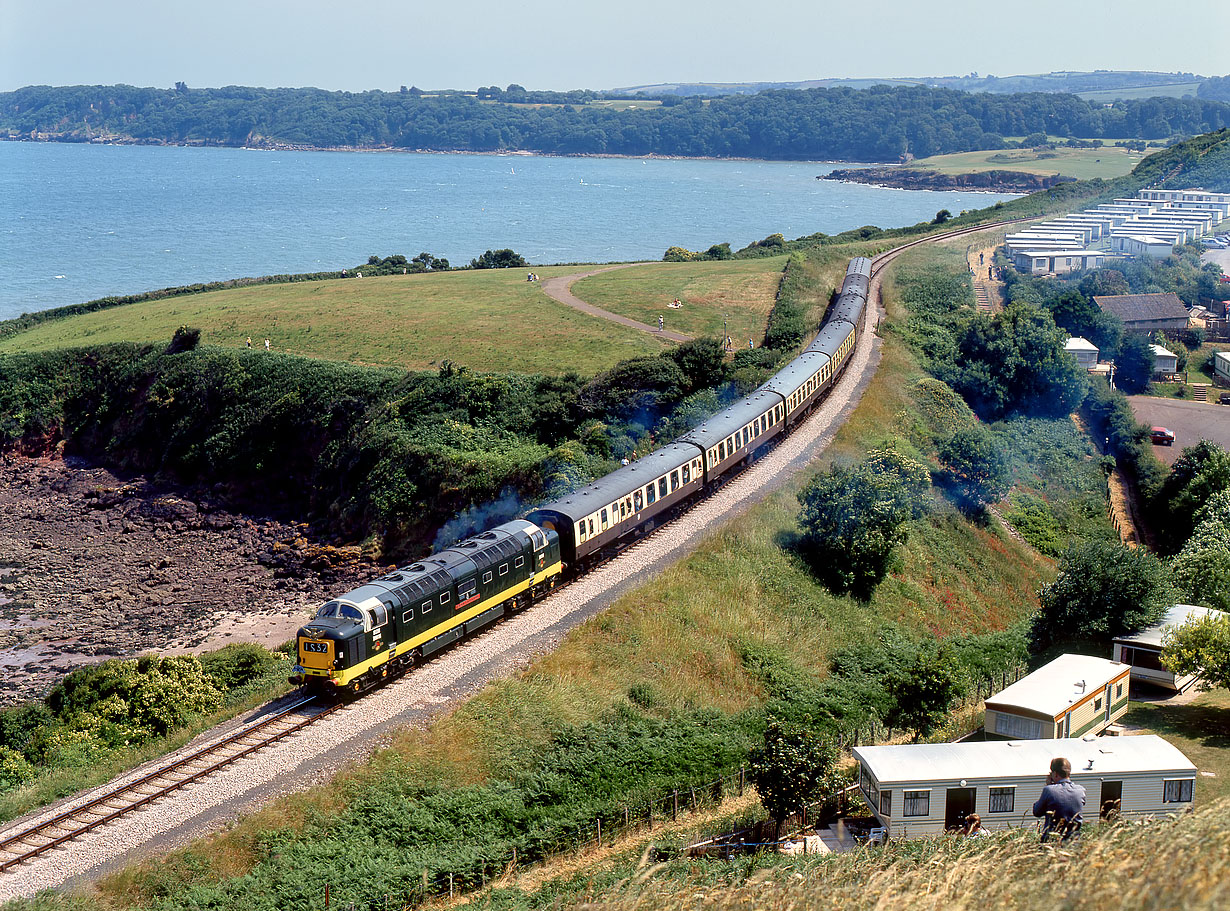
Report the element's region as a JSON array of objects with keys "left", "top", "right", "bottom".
[{"left": 0, "top": 695, "right": 336, "bottom": 872}]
